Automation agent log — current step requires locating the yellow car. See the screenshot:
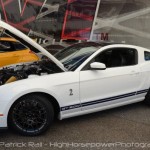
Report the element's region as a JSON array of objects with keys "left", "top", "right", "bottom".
[{"left": 0, "top": 37, "right": 39, "bottom": 67}]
